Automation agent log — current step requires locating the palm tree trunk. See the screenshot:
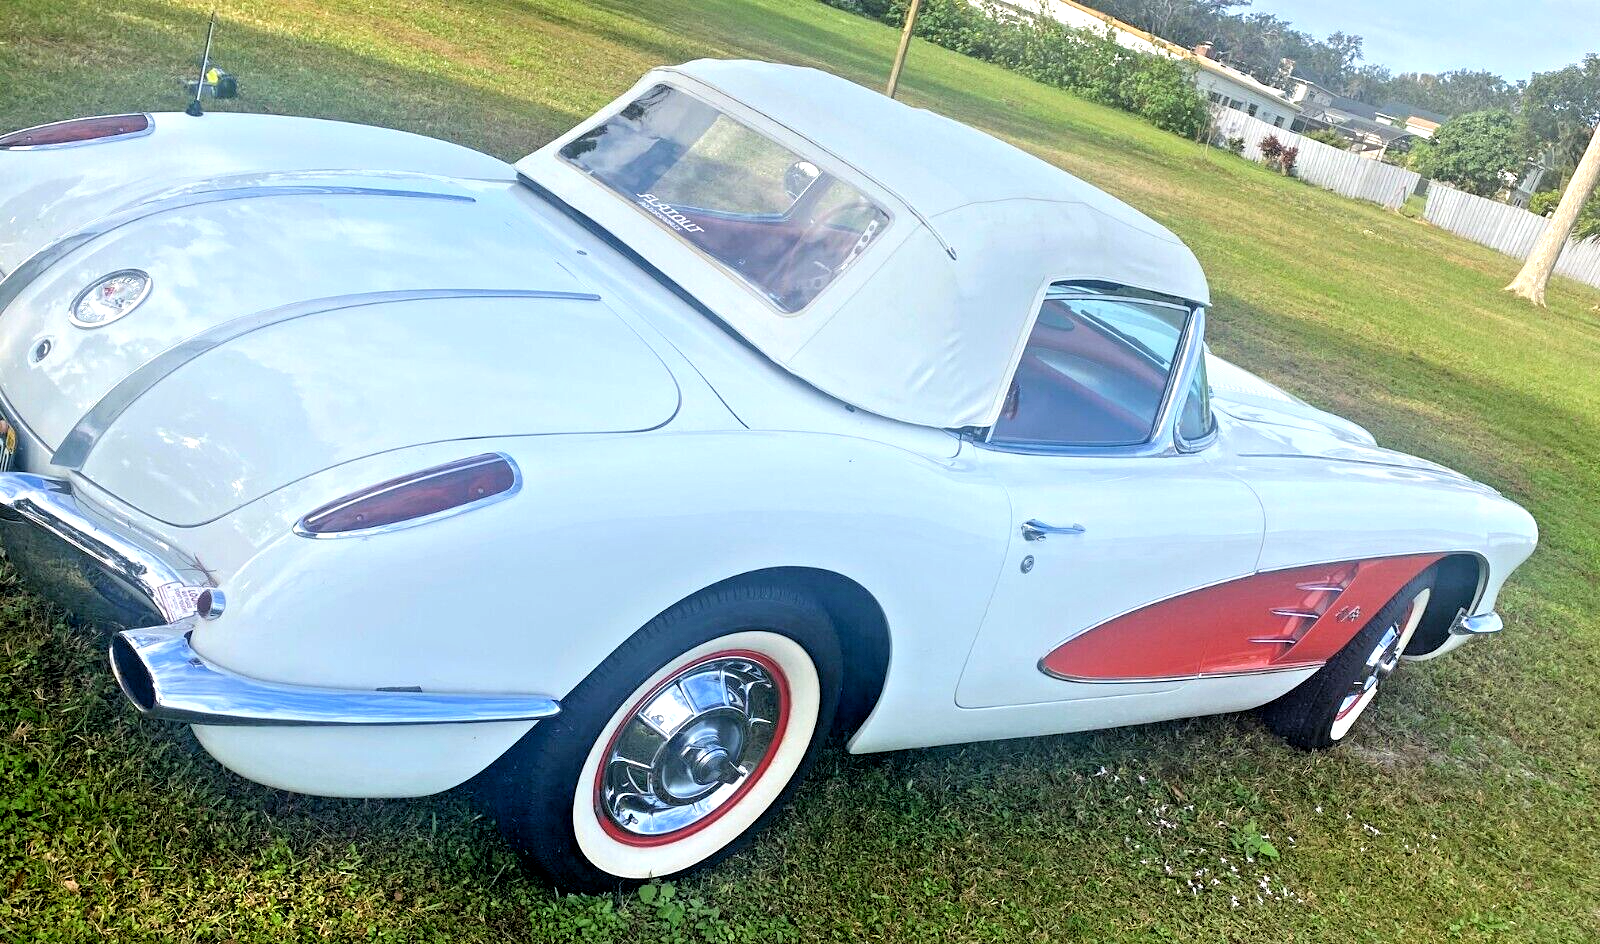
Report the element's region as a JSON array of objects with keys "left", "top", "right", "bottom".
[
  {"left": 884, "top": 0, "right": 923, "bottom": 100},
  {"left": 1506, "top": 123, "right": 1600, "bottom": 306}
]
